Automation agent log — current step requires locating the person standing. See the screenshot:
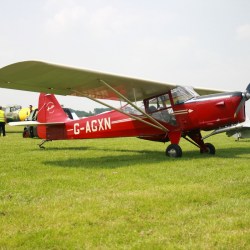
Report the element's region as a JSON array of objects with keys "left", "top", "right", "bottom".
[
  {"left": 0, "top": 106, "right": 6, "bottom": 136},
  {"left": 29, "top": 105, "right": 33, "bottom": 115}
]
